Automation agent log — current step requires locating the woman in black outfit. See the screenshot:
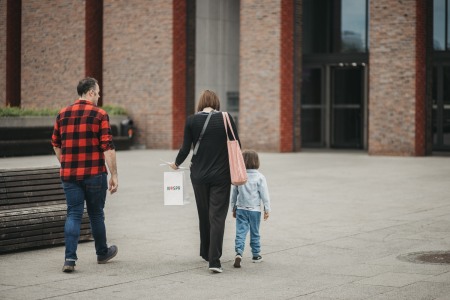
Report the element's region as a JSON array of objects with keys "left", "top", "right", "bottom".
[{"left": 170, "top": 90, "right": 240, "bottom": 273}]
